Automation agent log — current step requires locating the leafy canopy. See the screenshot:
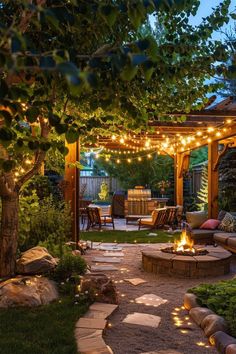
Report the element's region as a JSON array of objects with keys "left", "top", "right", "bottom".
[{"left": 0, "top": 0, "right": 234, "bottom": 179}]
